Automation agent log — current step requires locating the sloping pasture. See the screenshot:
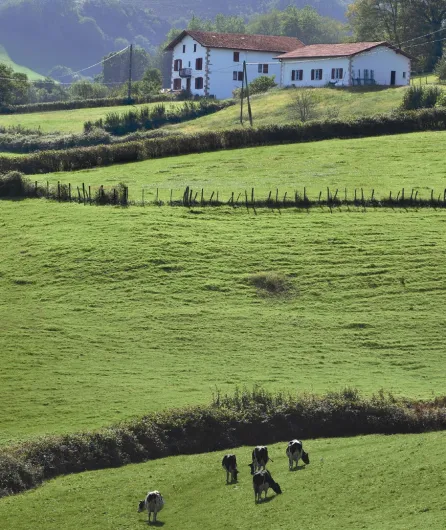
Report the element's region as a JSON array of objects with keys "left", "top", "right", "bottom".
[
  {"left": 0, "top": 432, "right": 445, "bottom": 529},
  {"left": 43, "top": 131, "right": 446, "bottom": 203},
  {"left": 1, "top": 197, "right": 446, "bottom": 445}
]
